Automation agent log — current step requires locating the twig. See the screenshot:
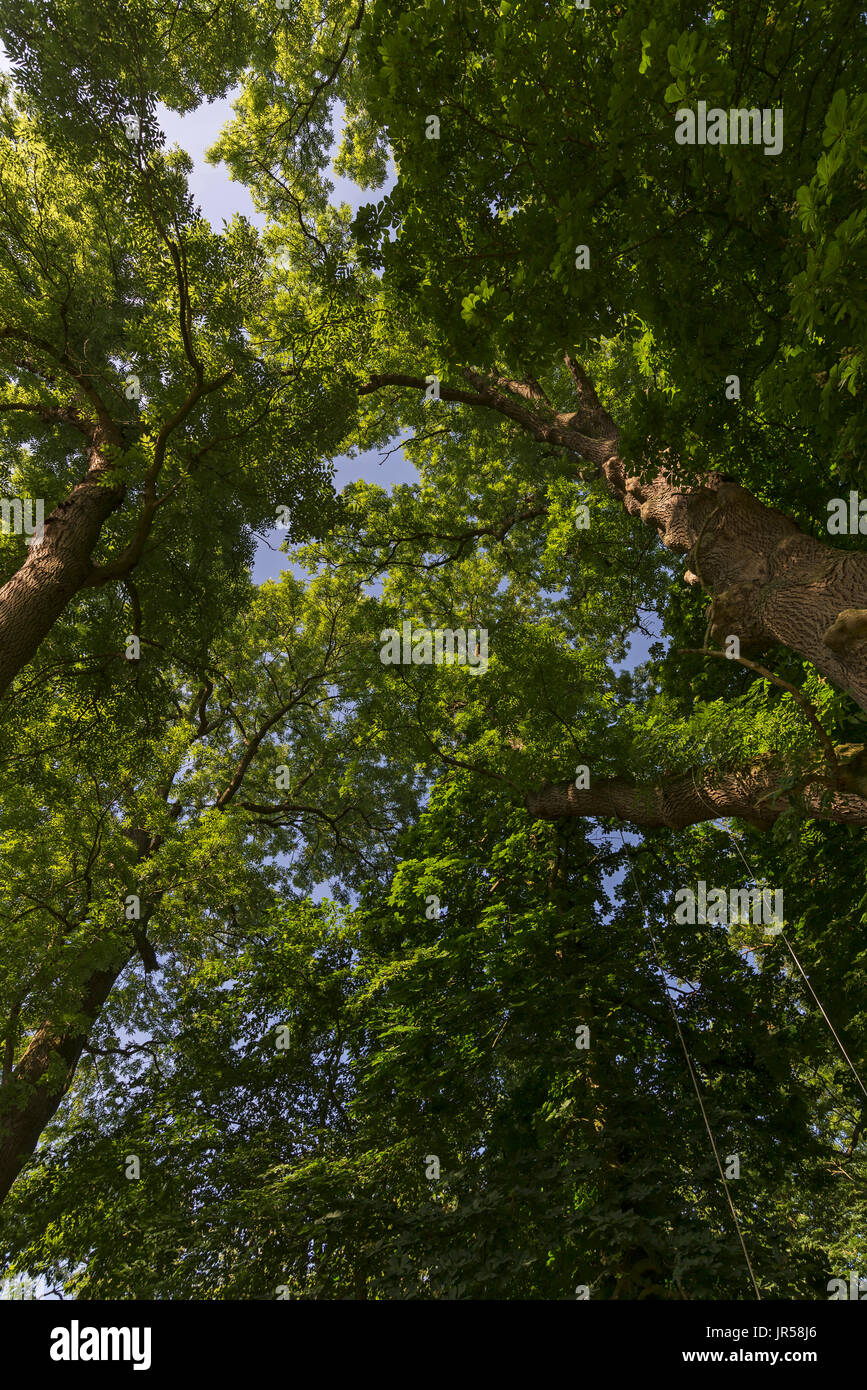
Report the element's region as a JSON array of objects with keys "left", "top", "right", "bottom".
[{"left": 678, "top": 647, "right": 838, "bottom": 768}]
